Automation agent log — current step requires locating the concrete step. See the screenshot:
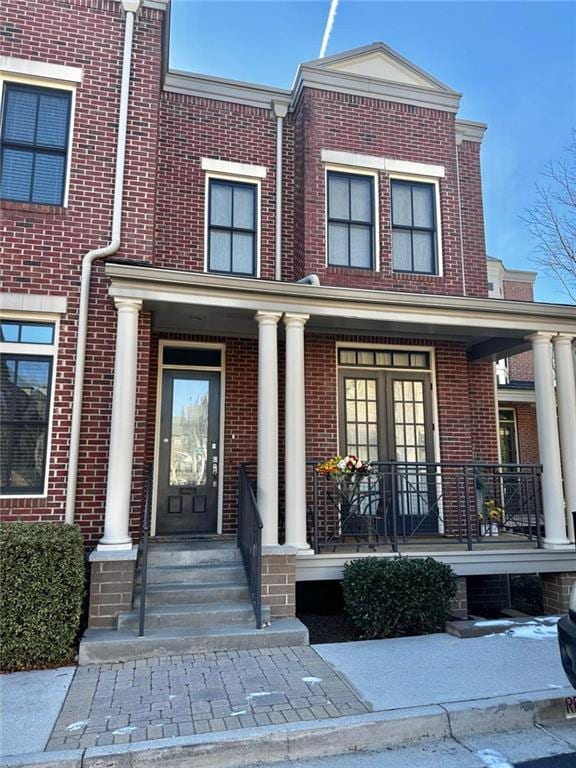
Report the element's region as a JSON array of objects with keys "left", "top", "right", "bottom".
[
  {"left": 117, "top": 602, "right": 271, "bottom": 630},
  {"left": 146, "top": 543, "right": 241, "bottom": 567},
  {"left": 134, "top": 582, "right": 250, "bottom": 606},
  {"left": 139, "top": 562, "right": 246, "bottom": 586},
  {"left": 78, "top": 618, "right": 309, "bottom": 664}
]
